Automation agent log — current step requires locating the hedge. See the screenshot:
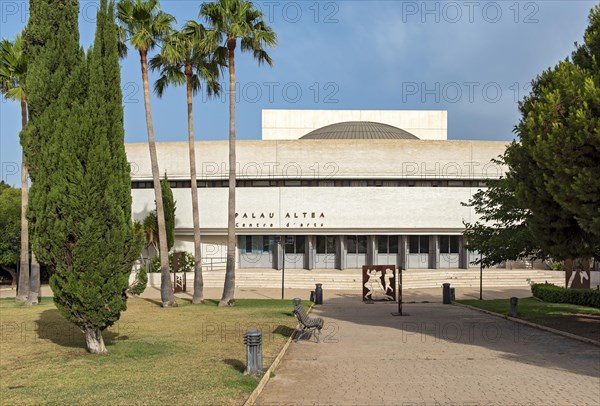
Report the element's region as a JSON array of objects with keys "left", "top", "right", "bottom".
[{"left": 531, "top": 283, "right": 600, "bottom": 308}]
